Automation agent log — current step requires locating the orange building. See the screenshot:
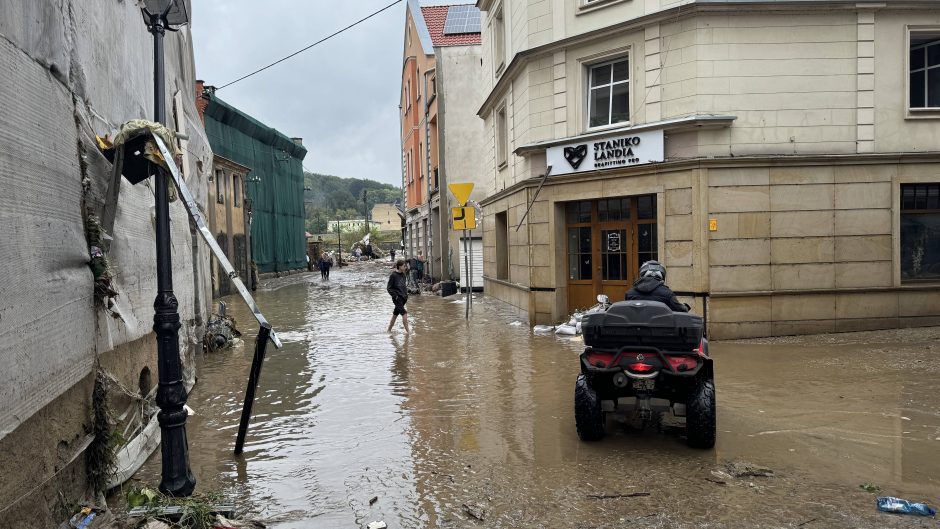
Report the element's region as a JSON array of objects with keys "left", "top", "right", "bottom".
[{"left": 400, "top": 0, "right": 483, "bottom": 281}]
